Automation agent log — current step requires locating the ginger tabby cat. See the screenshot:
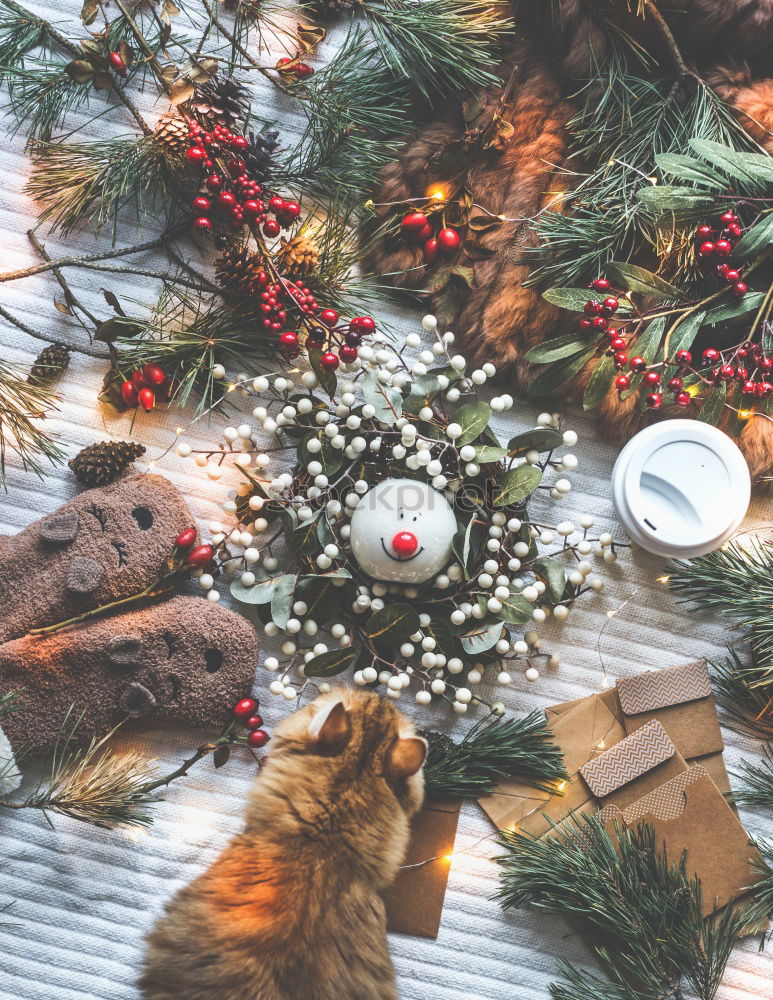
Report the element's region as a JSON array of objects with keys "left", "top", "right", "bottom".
[{"left": 140, "top": 690, "right": 428, "bottom": 1000}]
